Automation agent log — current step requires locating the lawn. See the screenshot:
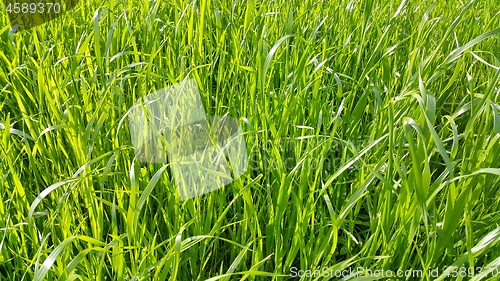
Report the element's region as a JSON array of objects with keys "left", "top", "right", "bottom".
[{"left": 1, "top": 0, "right": 500, "bottom": 280}]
